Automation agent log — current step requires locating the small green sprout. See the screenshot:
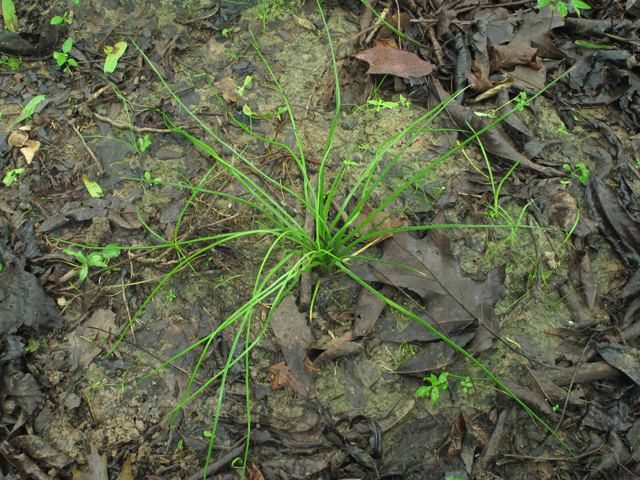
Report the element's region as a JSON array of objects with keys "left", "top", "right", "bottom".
[
  {"left": 51, "top": 12, "right": 73, "bottom": 25},
  {"left": 166, "top": 290, "right": 177, "bottom": 302},
  {"left": 53, "top": 38, "right": 78, "bottom": 72},
  {"left": 138, "top": 134, "right": 152, "bottom": 152},
  {"left": 237, "top": 76, "right": 252, "bottom": 97},
  {"left": 0, "top": 55, "right": 20, "bottom": 70},
  {"left": 415, "top": 372, "right": 449, "bottom": 404},
  {"left": 63, "top": 244, "right": 121, "bottom": 283},
  {"left": 562, "top": 162, "right": 589, "bottom": 185}
]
